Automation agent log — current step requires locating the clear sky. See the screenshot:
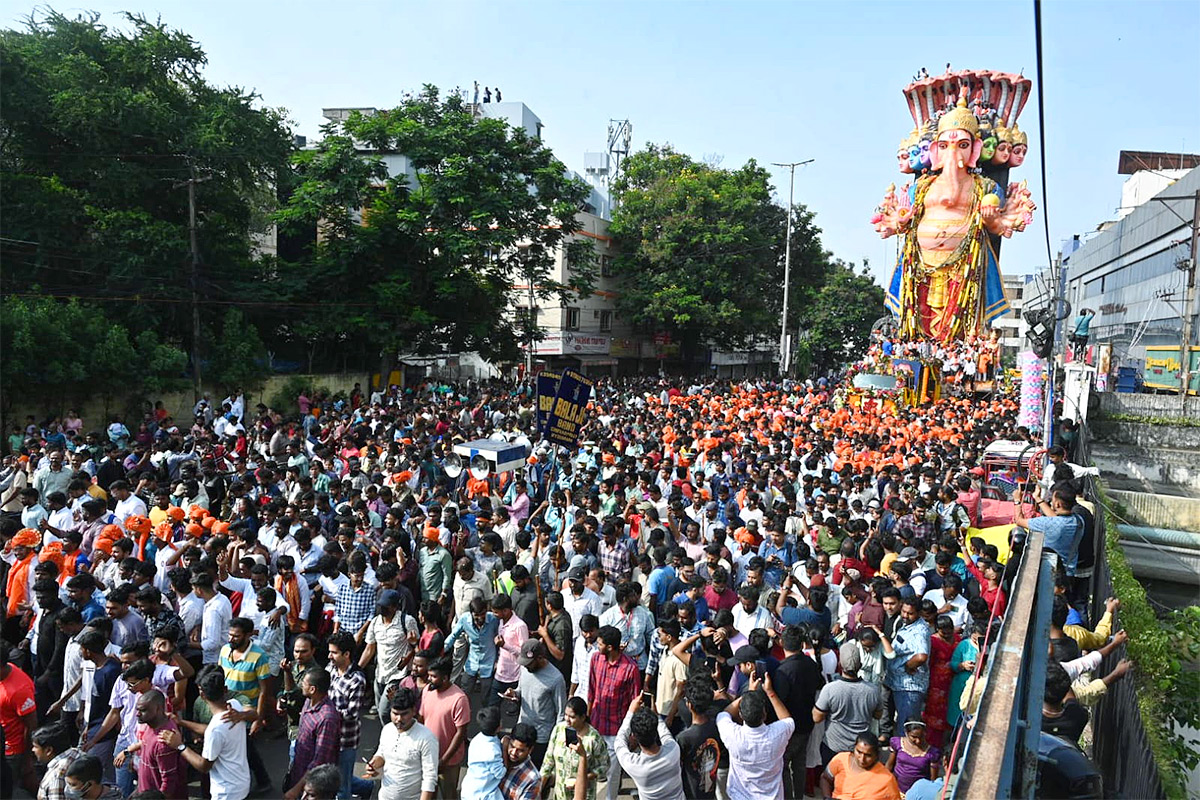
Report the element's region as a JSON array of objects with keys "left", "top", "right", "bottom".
[{"left": 10, "top": 0, "right": 1199, "bottom": 288}]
